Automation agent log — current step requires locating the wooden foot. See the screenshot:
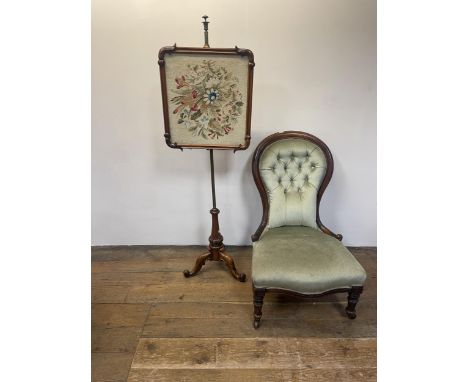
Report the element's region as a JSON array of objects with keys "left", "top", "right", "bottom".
[
  {"left": 253, "top": 288, "right": 266, "bottom": 329},
  {"left": 183, "top": 252, "right": 211, "bottom": 278},
  {"left": 183, "top": 198, "right": 246, "bottom": 281},
  {"left": 219, "top": 251, "right": 246, "bottom": 282},
  {"left": 346, "top": 286, "right": 363, "bottom": 319}
]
